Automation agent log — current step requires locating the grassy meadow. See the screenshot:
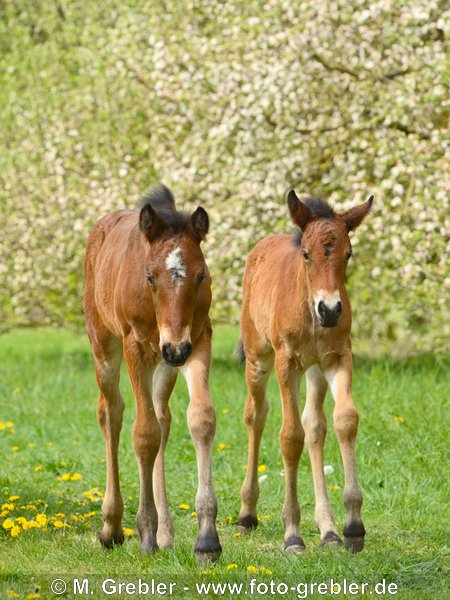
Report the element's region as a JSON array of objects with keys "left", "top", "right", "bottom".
[{"left": 0, "top": 327, "right": 448, "bottom": 599}]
